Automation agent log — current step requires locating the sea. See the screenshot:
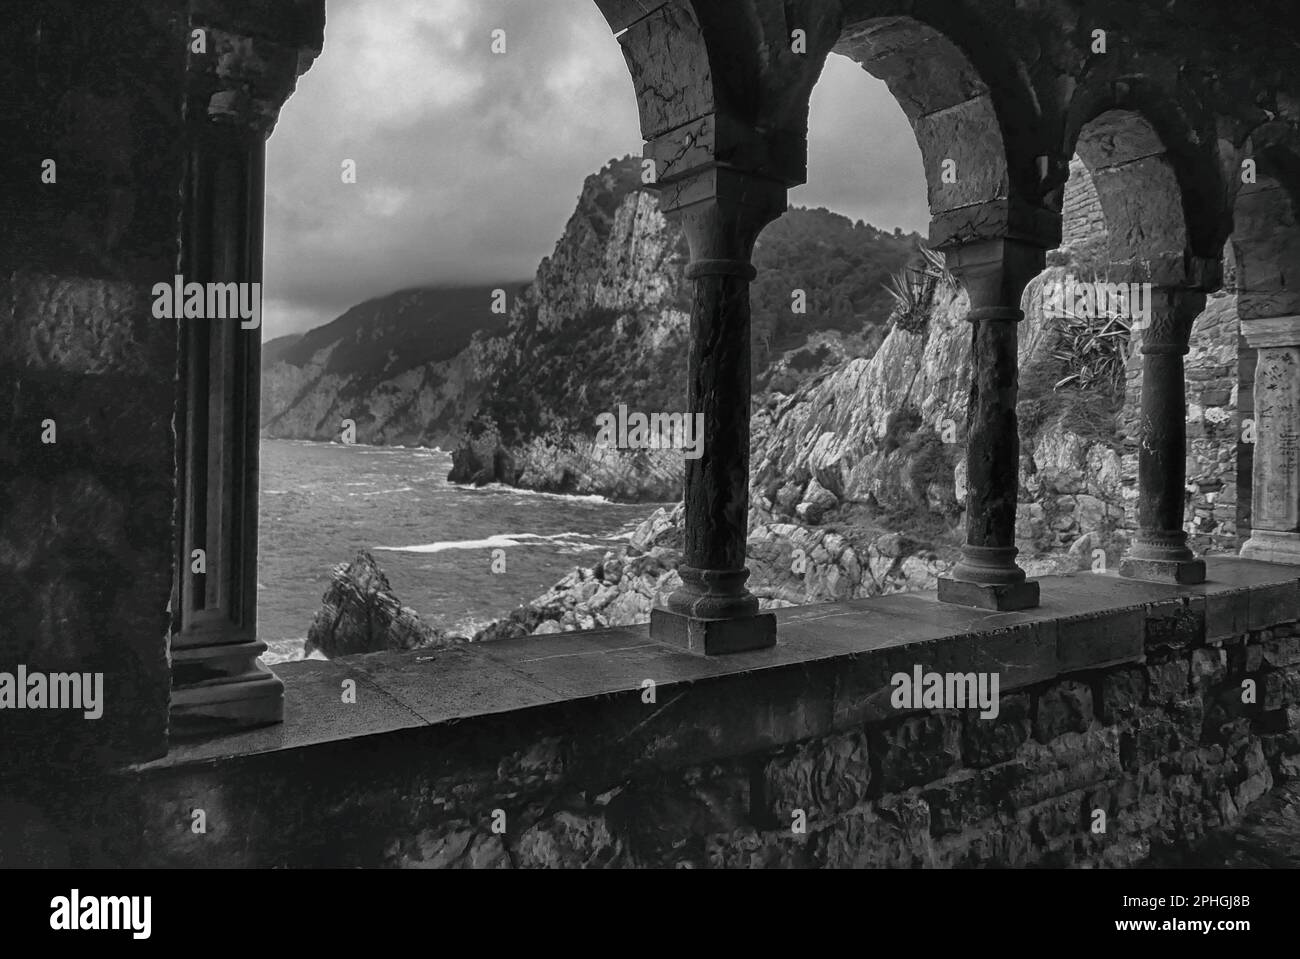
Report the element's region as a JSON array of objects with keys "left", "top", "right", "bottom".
[{"left": 257, "top": 439, "right": 664, "bottom": 663}]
